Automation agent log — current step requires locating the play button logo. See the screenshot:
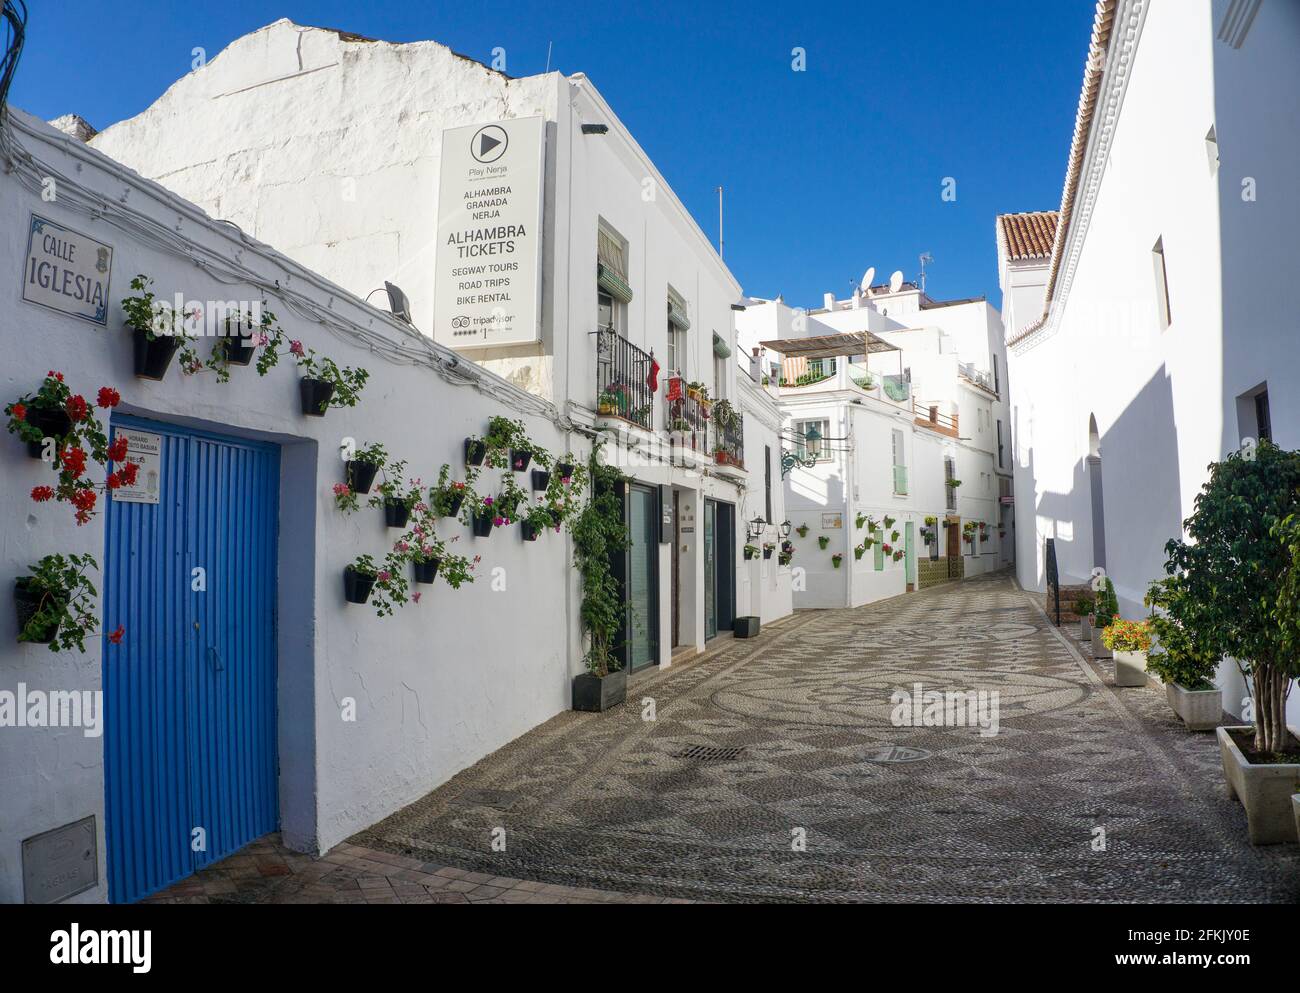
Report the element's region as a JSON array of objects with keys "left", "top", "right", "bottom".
[{"left": 471, "top": 124, "right": 509, "bottom": 164}]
